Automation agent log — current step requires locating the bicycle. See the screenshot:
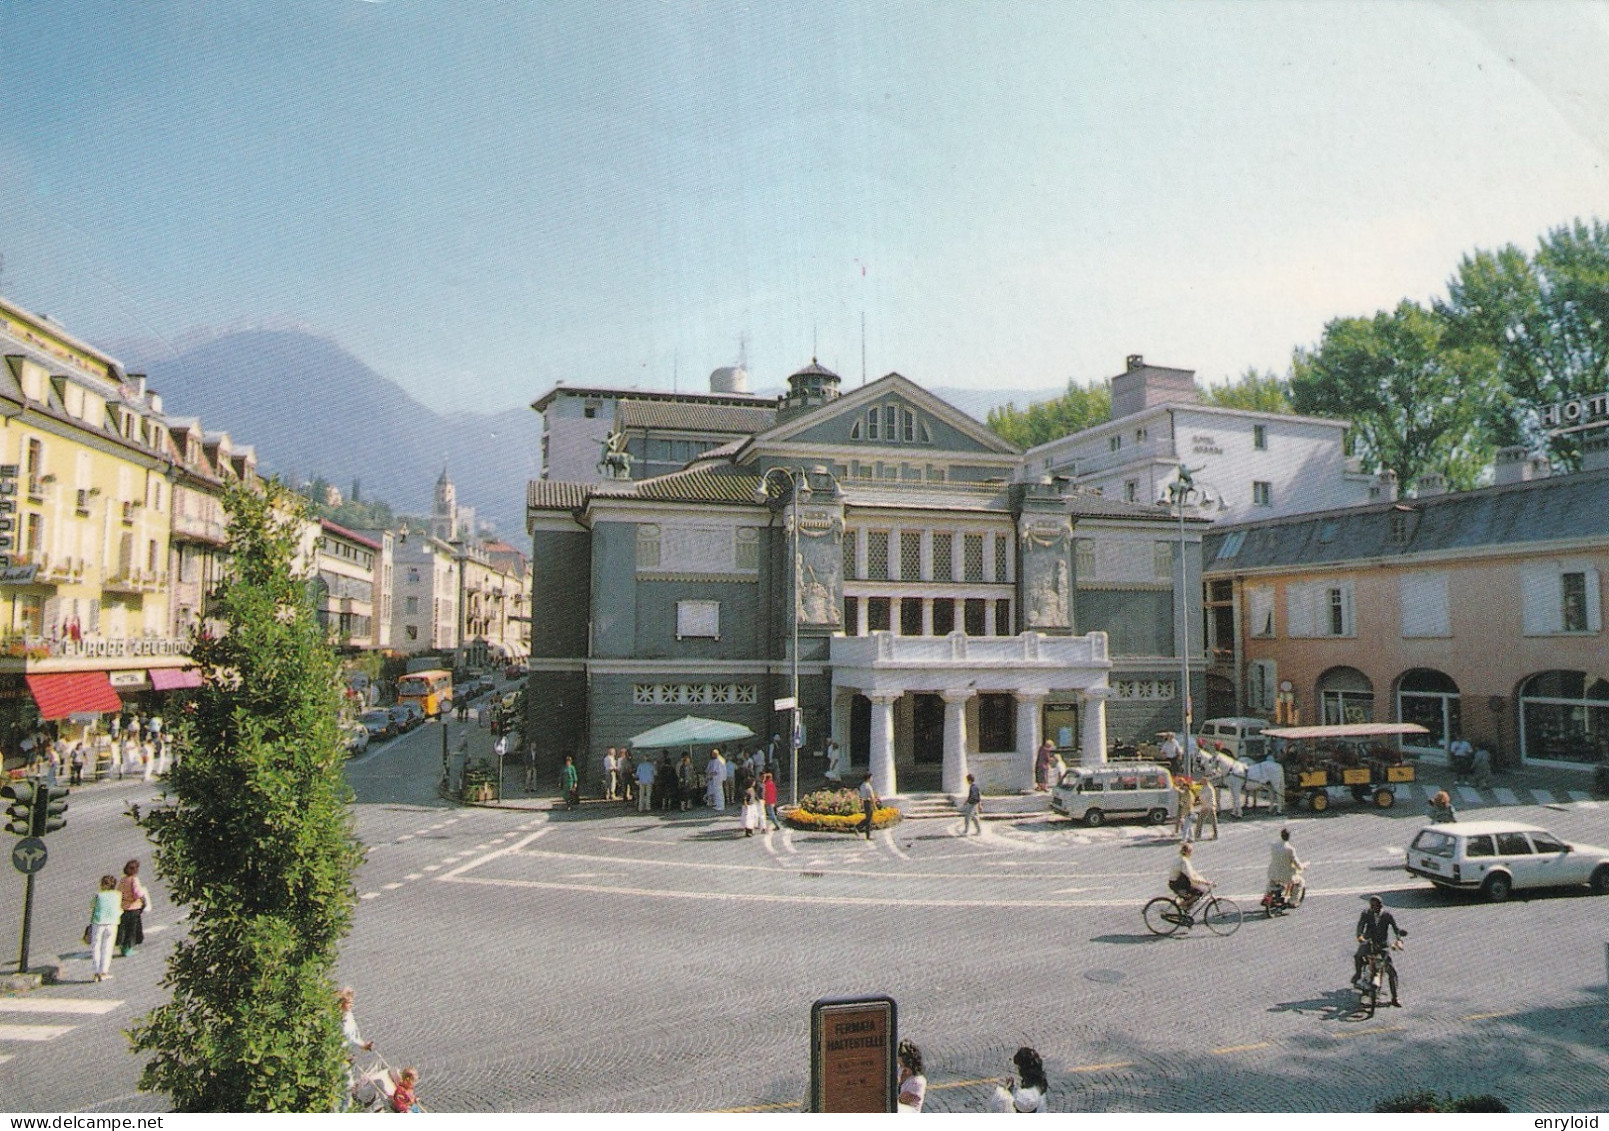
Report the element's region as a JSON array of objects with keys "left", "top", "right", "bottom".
[
  {"left": 1357, "top": 938, "right": 1404, "bottom": 1016},
  {"left": 1142, "top": 883, "right": 1243, "bottom": 937}
]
